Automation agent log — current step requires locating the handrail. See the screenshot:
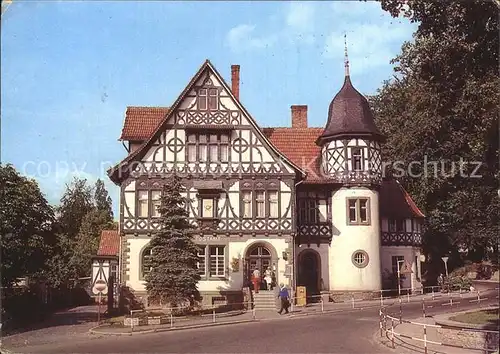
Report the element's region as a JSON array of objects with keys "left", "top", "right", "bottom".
[{"left": 379, "top": 287, "right": 499, "bottom": 354}]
